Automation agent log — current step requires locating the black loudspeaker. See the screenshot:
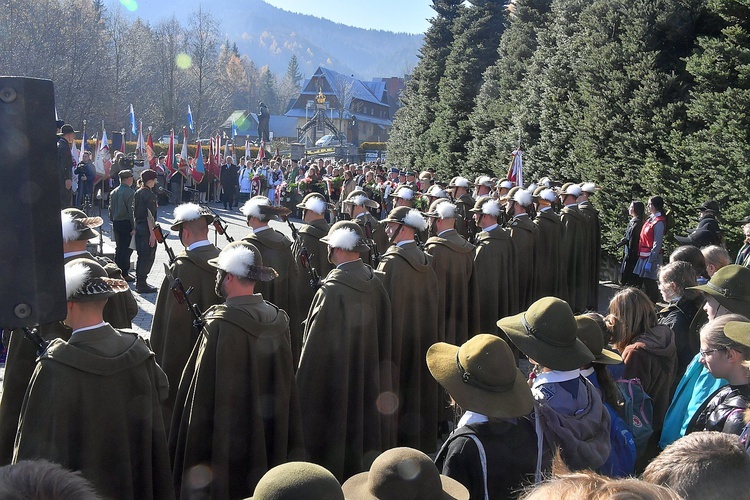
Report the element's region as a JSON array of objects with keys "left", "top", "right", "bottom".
[
  {"left": 110, "top": 131, "right": 123, "bottom": 153},
  {"left": 0, "top": 77, "right": 66, "bottom": 328}
]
